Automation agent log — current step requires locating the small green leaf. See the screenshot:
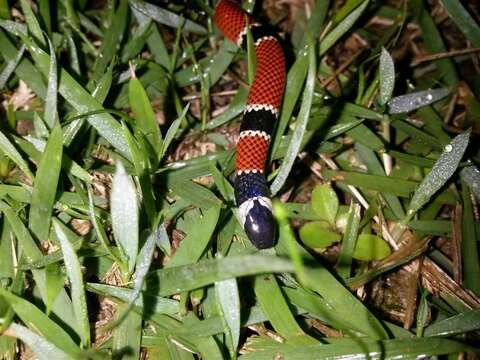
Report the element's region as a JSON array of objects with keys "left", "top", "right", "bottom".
[
  {"left": 353, "top": 234, "right": 391, "bottom": 261},
  {"left": 299, "top": 222, "right": 341, "bottom": 249},
  {"left": 111, "top": 161, "right": 139, "bottom": 274},
  {"left": 311, "top": 184, "right": 339, "bottom": 225},
  {"left": 379, "top": 47, "right": 395, "bottom": 106}
]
